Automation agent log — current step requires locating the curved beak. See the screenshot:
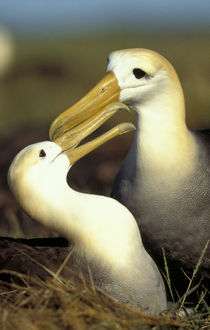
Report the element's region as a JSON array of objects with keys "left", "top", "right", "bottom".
[
  {"left": 49, "top": 71, "right": 120, "bottom": 141},
  {"left": 57, "top": 102, "right": 135, "bottom": 164},
  {"left": 49, "top": 71, "right": 135, "bottom": 164}
]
